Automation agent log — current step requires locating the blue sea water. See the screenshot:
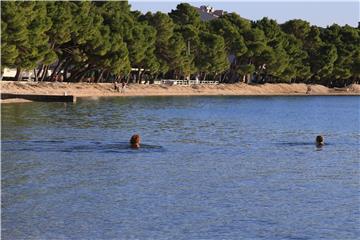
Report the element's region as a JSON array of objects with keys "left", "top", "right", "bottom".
[{"left": 1, "top": 96, "right": 360, "bottom": 240}]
